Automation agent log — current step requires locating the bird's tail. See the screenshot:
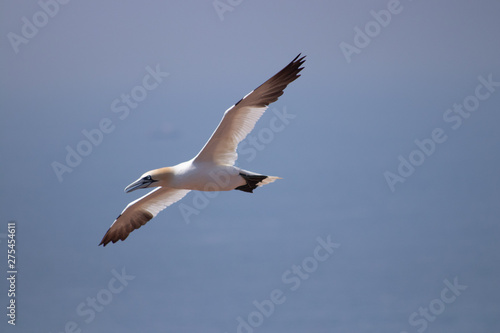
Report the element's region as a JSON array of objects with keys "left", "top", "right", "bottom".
[{"left": 235, "top": 173, "right": 282, "bottom": 193}]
